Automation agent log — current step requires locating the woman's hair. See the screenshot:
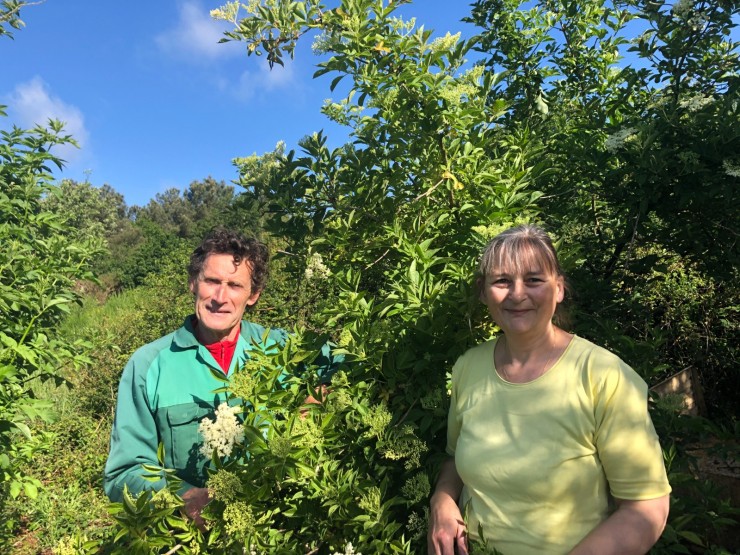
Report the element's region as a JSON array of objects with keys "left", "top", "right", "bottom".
[
  {"left": 478, "top": 224, "right": 564, "bottom": 278},
  {"left": 188, "top": 228, "right": 269, "bottom": 294},
  {"left": 478, "top": 224, "right": 571, "bottom": 326}
]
